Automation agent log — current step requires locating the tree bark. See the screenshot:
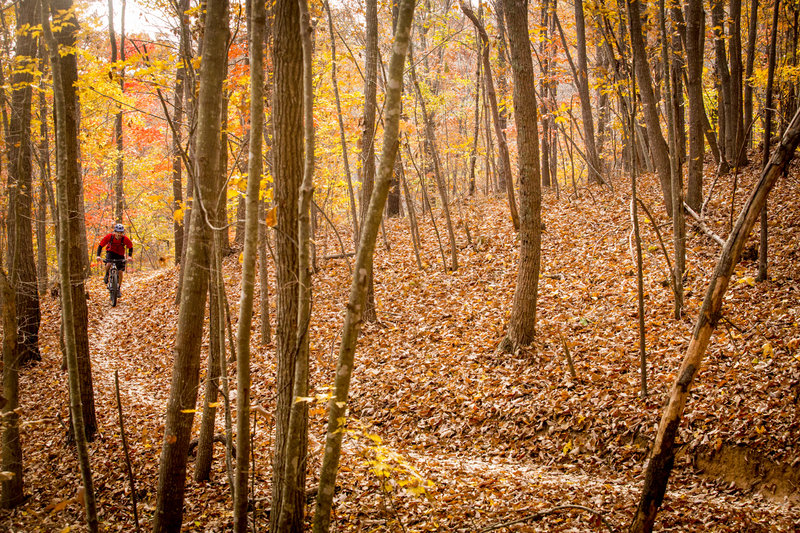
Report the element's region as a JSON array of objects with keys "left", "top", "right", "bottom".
[
  {"left": 0, "top": 269, "right": 23, "bottom": 508},
  {"left": 685, "top": 0, "right": 705, "bottom": 211},
  {"left": 711, "top": 0, "right": 734, "bottom": 161},
  {"left": 232, "top": 0, "right": 266, "bottom": 527},
  {"left": 108, "top": 0, "right": 125, "bottom": 222},
  {"left": 628, "top": 0, "right": 673, "bottom": 216},
  {"left": 6, "top": 0, "right": 41, "bottom": 365},
  {"left": 270, "top": 0, "right": 303, "bottom": 524},
  {"left": 758, "top": 0, "right": 780, "bottom": 283},
  {"left": 312, "top": 0, "right": 415, "bottom": 527},
  {"left": 495, "top": 0, "right": 542, "bottom": 353},
  {"left": 41, "top": 3, "right": 98, "bottom": 528},
  {"left": 632, "top": 105, "right": 800, "bottom": 533},
  {"left": 744, "top": 0, "right": 758, "bottom": 150},
  {"left": 152, "top": 0, "right": 229, "bottom": 529}
]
